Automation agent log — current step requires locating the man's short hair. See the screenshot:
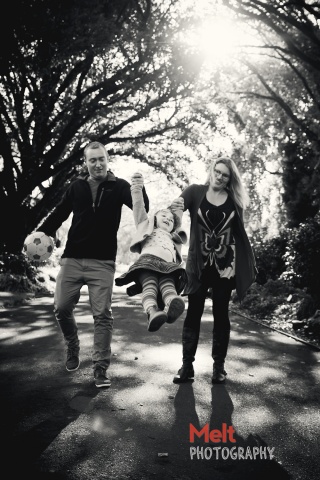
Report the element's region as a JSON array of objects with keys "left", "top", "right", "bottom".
[{"left": 83, "top": 141, "right": 108, "bottom": 158}]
